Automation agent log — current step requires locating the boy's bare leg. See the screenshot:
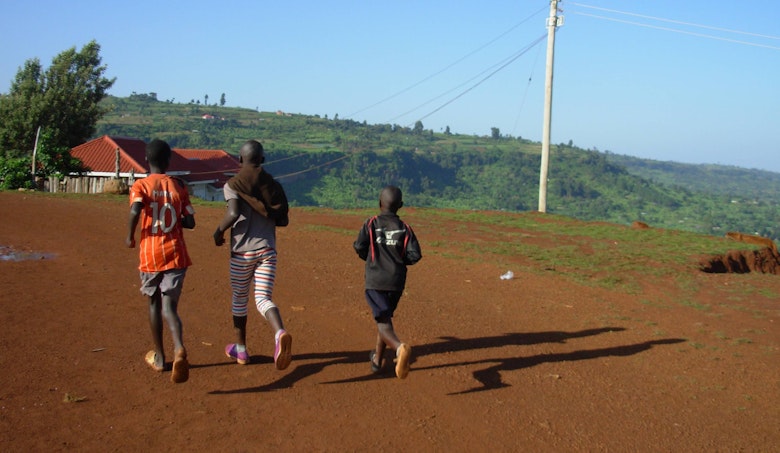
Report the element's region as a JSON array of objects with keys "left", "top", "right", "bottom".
[
  {"left": 162, "top": 293, "right": 189, "bottom": 383},
  {"left": 373, "top": 333, "right": 388, "bottom": 368},
  {"left": 377, "top": 319, "right": 411, "bottom": 379},
  {"left": 232, "top": 315, "right": 247, "bottom": 345},
  {"left": 147, "top": 292, "right": 165, "bottom": 370},
  {"left": 264, "top": 307, "right": 285, "bottom": 332},
  {"left": 377, "top": 319, "right": 401, "bottom": 351},
  {"left": 161, "top": 293, "right": 184, "bottom": 353}
]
